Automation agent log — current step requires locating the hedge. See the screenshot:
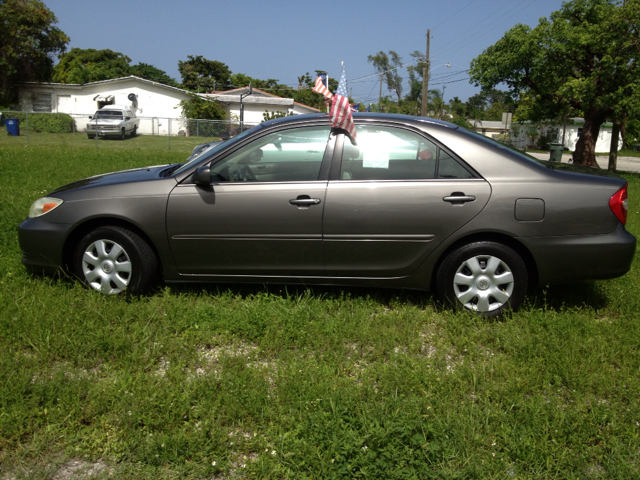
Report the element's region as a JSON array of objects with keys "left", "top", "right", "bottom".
[{"left": 0, "top": 112, "right": 75, "bottom": 133}]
